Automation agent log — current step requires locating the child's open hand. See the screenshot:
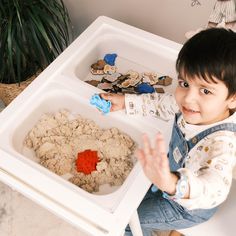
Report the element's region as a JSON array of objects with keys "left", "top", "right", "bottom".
[
  {"left": 100, "top": 93, "right": 125, "bottom": 112},
  {"left": 136, "top": 133, "right": 178, "bottom": 195}
]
